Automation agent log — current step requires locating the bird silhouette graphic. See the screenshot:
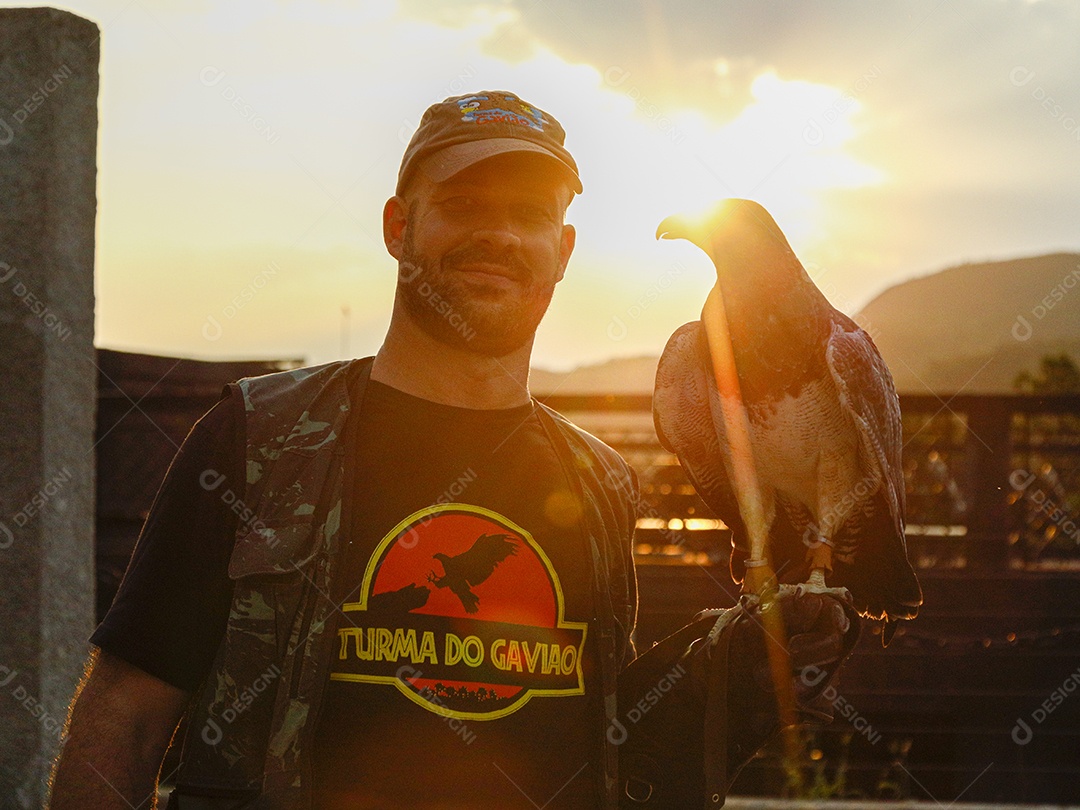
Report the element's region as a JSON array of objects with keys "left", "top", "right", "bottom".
[{"left": 427, "top": 533, "right": 518, "bottom": 613}]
